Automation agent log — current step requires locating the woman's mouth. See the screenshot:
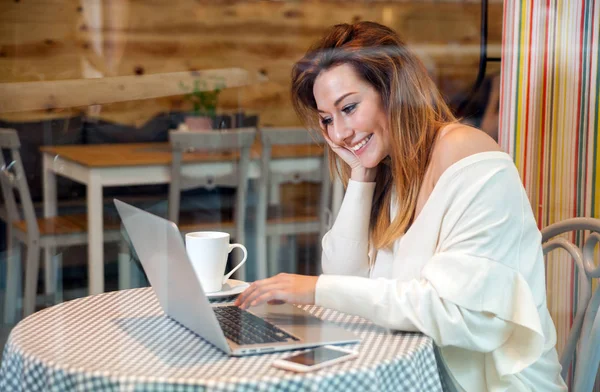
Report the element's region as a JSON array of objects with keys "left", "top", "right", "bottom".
[{"left": 349, "top": 134, "right": 373, "bottom": 154}]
